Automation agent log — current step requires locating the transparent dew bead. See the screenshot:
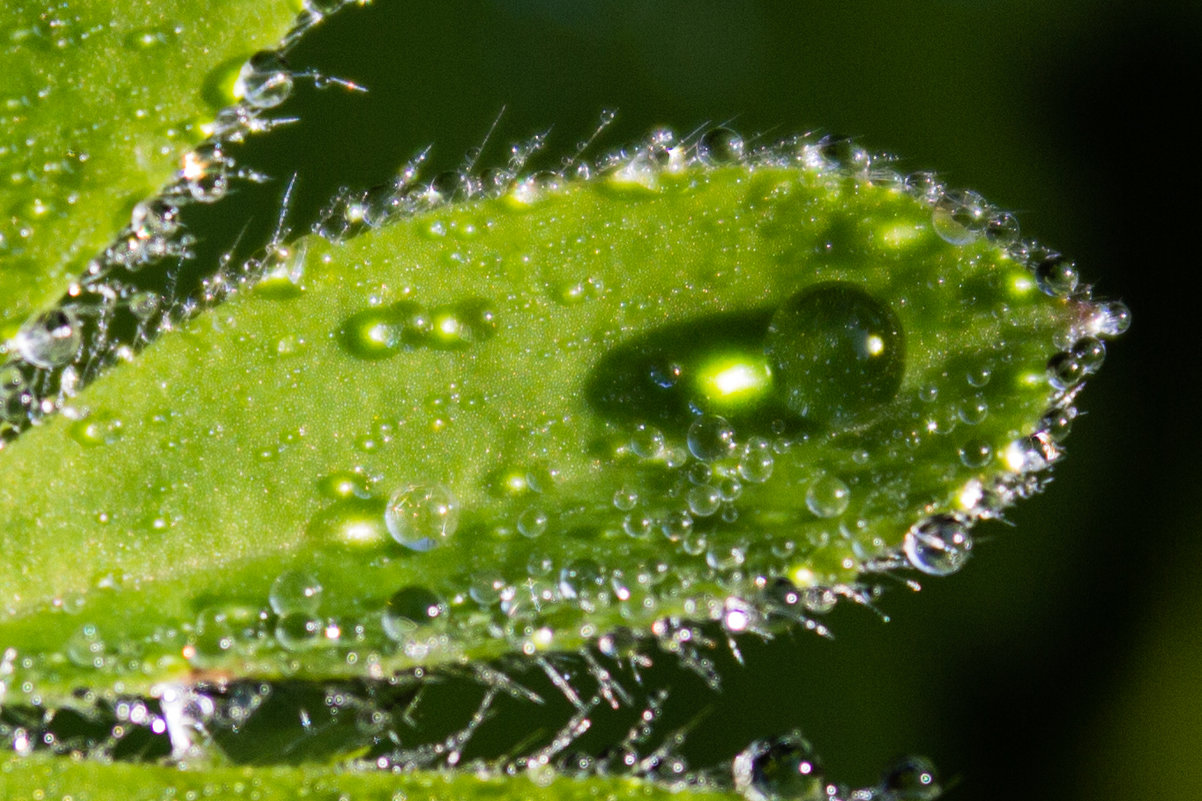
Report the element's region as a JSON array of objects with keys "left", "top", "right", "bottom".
[
  {"left": 1039, "top": 408, "right": 1074, "bottom": 442},
  {"left": 630, "top": 422, "right": 666, "bottom": 459},
  {"left": 559, "top": 559, "right": 604, "bottom": 600},
  {"left": 957, "top": 439, "right": 992, "bottom": 469},
  {"left": 269, "top": 570, "right": 323, "bottom": 615},
  {"left": 613, "top": 486, "right": 639, "bottom": 511},
  {"left": 687, "top": 485, "right": 723, "bottom": 517},
  {"left": 130, "top": 198, "right": 179, "bottom": 240},
  {"left": 15, "top": 308, "right": 82, "bottom": 368},
  {"left": 732, "top": 732, "right": 827, "bottom": 801},
  {"left": 805, "top": 475, "right": 851, "bottom": 518},
  {"left": 385, "top": 483, "right": 459, "bottom": 551},
  {"left": 903, "top": 516, "right": 973, "bottom": 576},
  {"left": 1092, "top": 301, "right": 1131, "bottom": 337},
  {"left": 1046, "top": 351, "right": 1084, "bottom": 390},
  {"left": 687, "top": 414, "right": 737, "bottom": 461},
  {"left": 766, "top": 283, "right": 904, "bottom": 427},
  {"left": 1034, "top": 255, "right": 1079, "bottom": 297},
  {"left": 234, "top": 50, "right": 294, "bottom": 109},
  {"left": 879, "top": 755, "right": 941, "bottom": 801},
  {"left": 469, "top": 571, "right": 505, "bottom": 606},
  {"left": 339, "top": 307, "right": 405, "bottom": 359},
  {"left": 930, "top": 193, "right": 981, "bottom": 246},
  {"left": 517, "top": 507, "right": 549, "bottom": 538},
  {"left": 381, "top": 586, "right": 447, "bottom": 641},
  {"left": 738, "top": 436, "right": 775, "bottom": 483},
  {"left": 1071, "top": 336, "right": 1106, "bottom": 374},
  {"left": 274, "top": 612, "right": 322, "bottom": 651},
  {"left": 696, "top": 126, "right": 746, "bottom": 165},
  {"left": 984, "top": 211, "right": 1020, "bottom": 244}
]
